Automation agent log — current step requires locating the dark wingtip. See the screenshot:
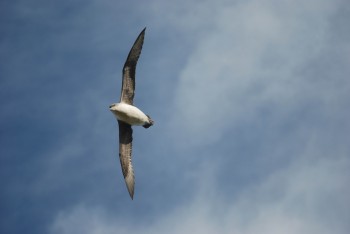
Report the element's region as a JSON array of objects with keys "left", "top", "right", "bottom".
[
  {"left": 126, "top": 182, "right": 134, "bottom": 200},
  {"left": 139, "top": 27, "right": 146, "bottom": 35}
]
